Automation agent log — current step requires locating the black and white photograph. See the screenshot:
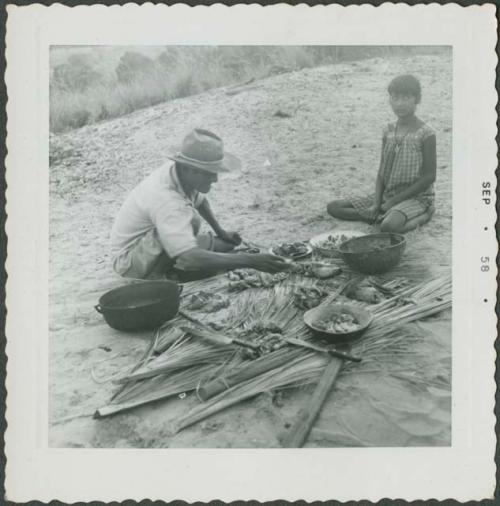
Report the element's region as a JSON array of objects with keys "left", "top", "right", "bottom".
[
  {"left": 4, "top": 3, "right": 497, "bottom": 503},
  {"left": 48, "top": 44, "right": 453, "bottom": 448}
]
